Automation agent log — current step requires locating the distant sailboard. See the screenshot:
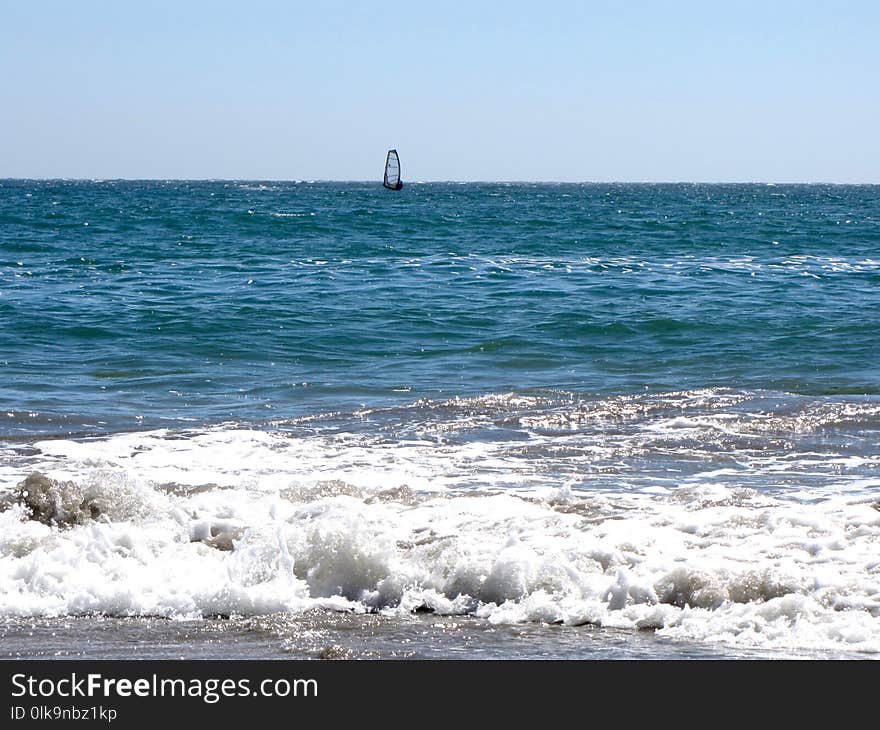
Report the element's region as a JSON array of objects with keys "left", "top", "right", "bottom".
[{"left": 383, "top": 149, "right": 403, "bottom": 190}]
